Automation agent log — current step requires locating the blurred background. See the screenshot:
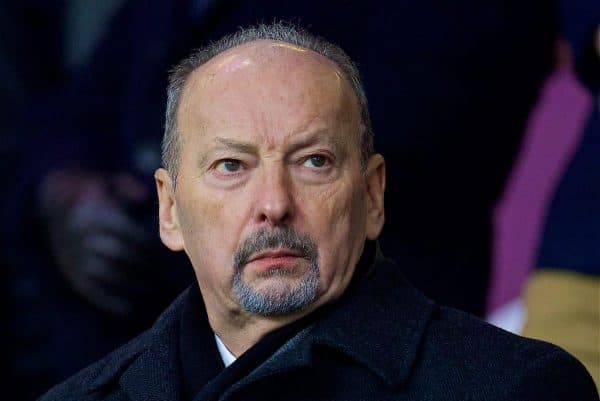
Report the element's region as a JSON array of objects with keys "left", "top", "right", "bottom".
[{"left": 1, "top": 1, "right": 598, "bottom": 399}]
